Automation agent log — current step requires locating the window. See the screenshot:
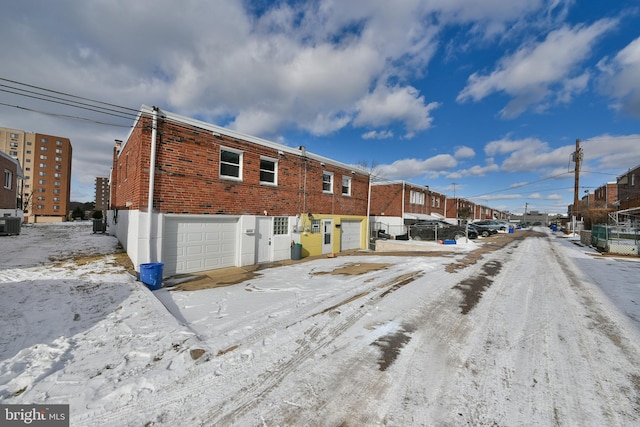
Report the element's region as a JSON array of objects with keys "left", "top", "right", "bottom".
[
  {"left": 9, "top": 150, "right": 17, "bottom": 157},
  {"left": 39, "top": 171, "right": 46, "bottom": 176},
  {"left": 54, "top": 173, "right": 62, "bottom": 178},
  {"left": 55, "top": 157, "right": 62, "bottom": 162},
  {"left": 38, "top": 179, "right": 46, "bottom": 185},
  {"left": 220, "top": 148, "right": 242, "bottom": 179},
  {"left": 342, "top": 176, "right": 351, "bottom": 196},
  {"left": 40, "top": 146, "right": 47, "bottom": 151},
  {"left": 55, "top": 148, "right": 63, "bottom": 154},
  {"left": 322, "top": 171, "right": 333, "bottom": 193},
  {"left": 10, "top": 133, "right": 18, "bottom": 138},
  {"left": 40, "top": 138, "right": 47, "bottom": 143},
  {"left": 39, "top": 163, "right": 46, "bottom": 168},
  {"left": 431, "top": 196, "right": 436, "bottom": 207},
  {"left": 54, "top": 181, "right": 61, "bottom": 186},
  {"left": 10, "top": 142, "right": 18, "bottom": 148},
  {"left": 410, "top": 190, "right": 424, "bottom": 205},
  {"left": 56, "top": 140, "right": 63, "bottom": 146},
  {"left": 40, "top": 155, "right": 47, "bottom": 160},
  {"left": 3, "top": 170, "right": 11, "bottom": 190},
  {"left": 273, "top": 217, "right": 288, "bottom": 235},
  {"left": 53, "top": 205, "right": 59, "bottom": 211},
  {"left": 311, "top": 219, "right": 320, "bottom": 233},
  {"left": 259, "top": 157, "right": 277, "bottom": 185}
]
